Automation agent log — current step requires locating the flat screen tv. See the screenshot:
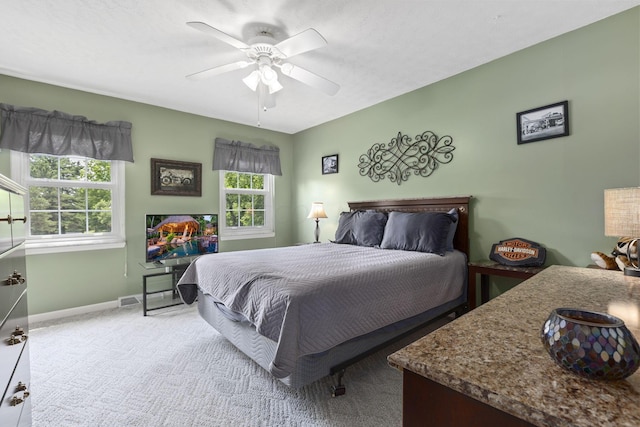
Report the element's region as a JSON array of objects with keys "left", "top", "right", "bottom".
[{"left": 145, "top": 214, "right": 218, "bottom": 264}]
